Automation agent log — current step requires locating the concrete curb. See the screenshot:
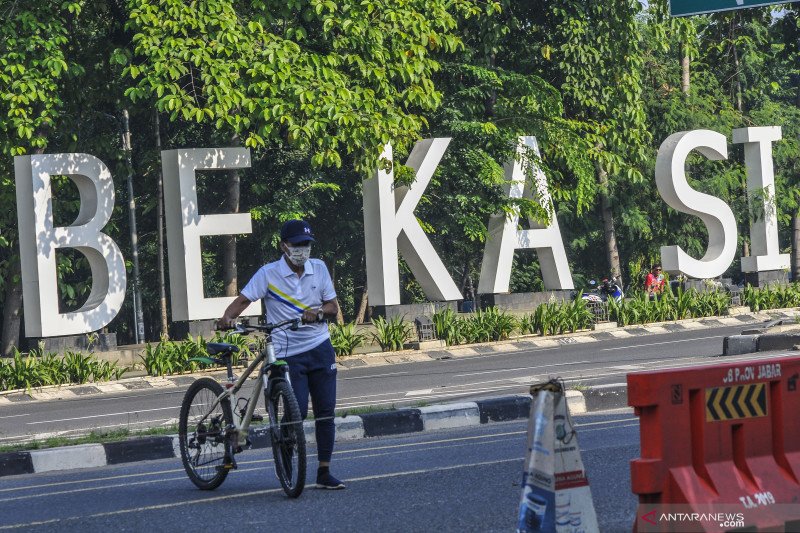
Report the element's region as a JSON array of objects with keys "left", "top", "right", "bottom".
[
  {"left": 0, "top": 387, "right": 630, "bottom": 478},
  {"left": 3, "top": 308, "right": 790, "bottom": 404},
  {"left": 722, "top": 312, "right": 800, "bottom": 355}
]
